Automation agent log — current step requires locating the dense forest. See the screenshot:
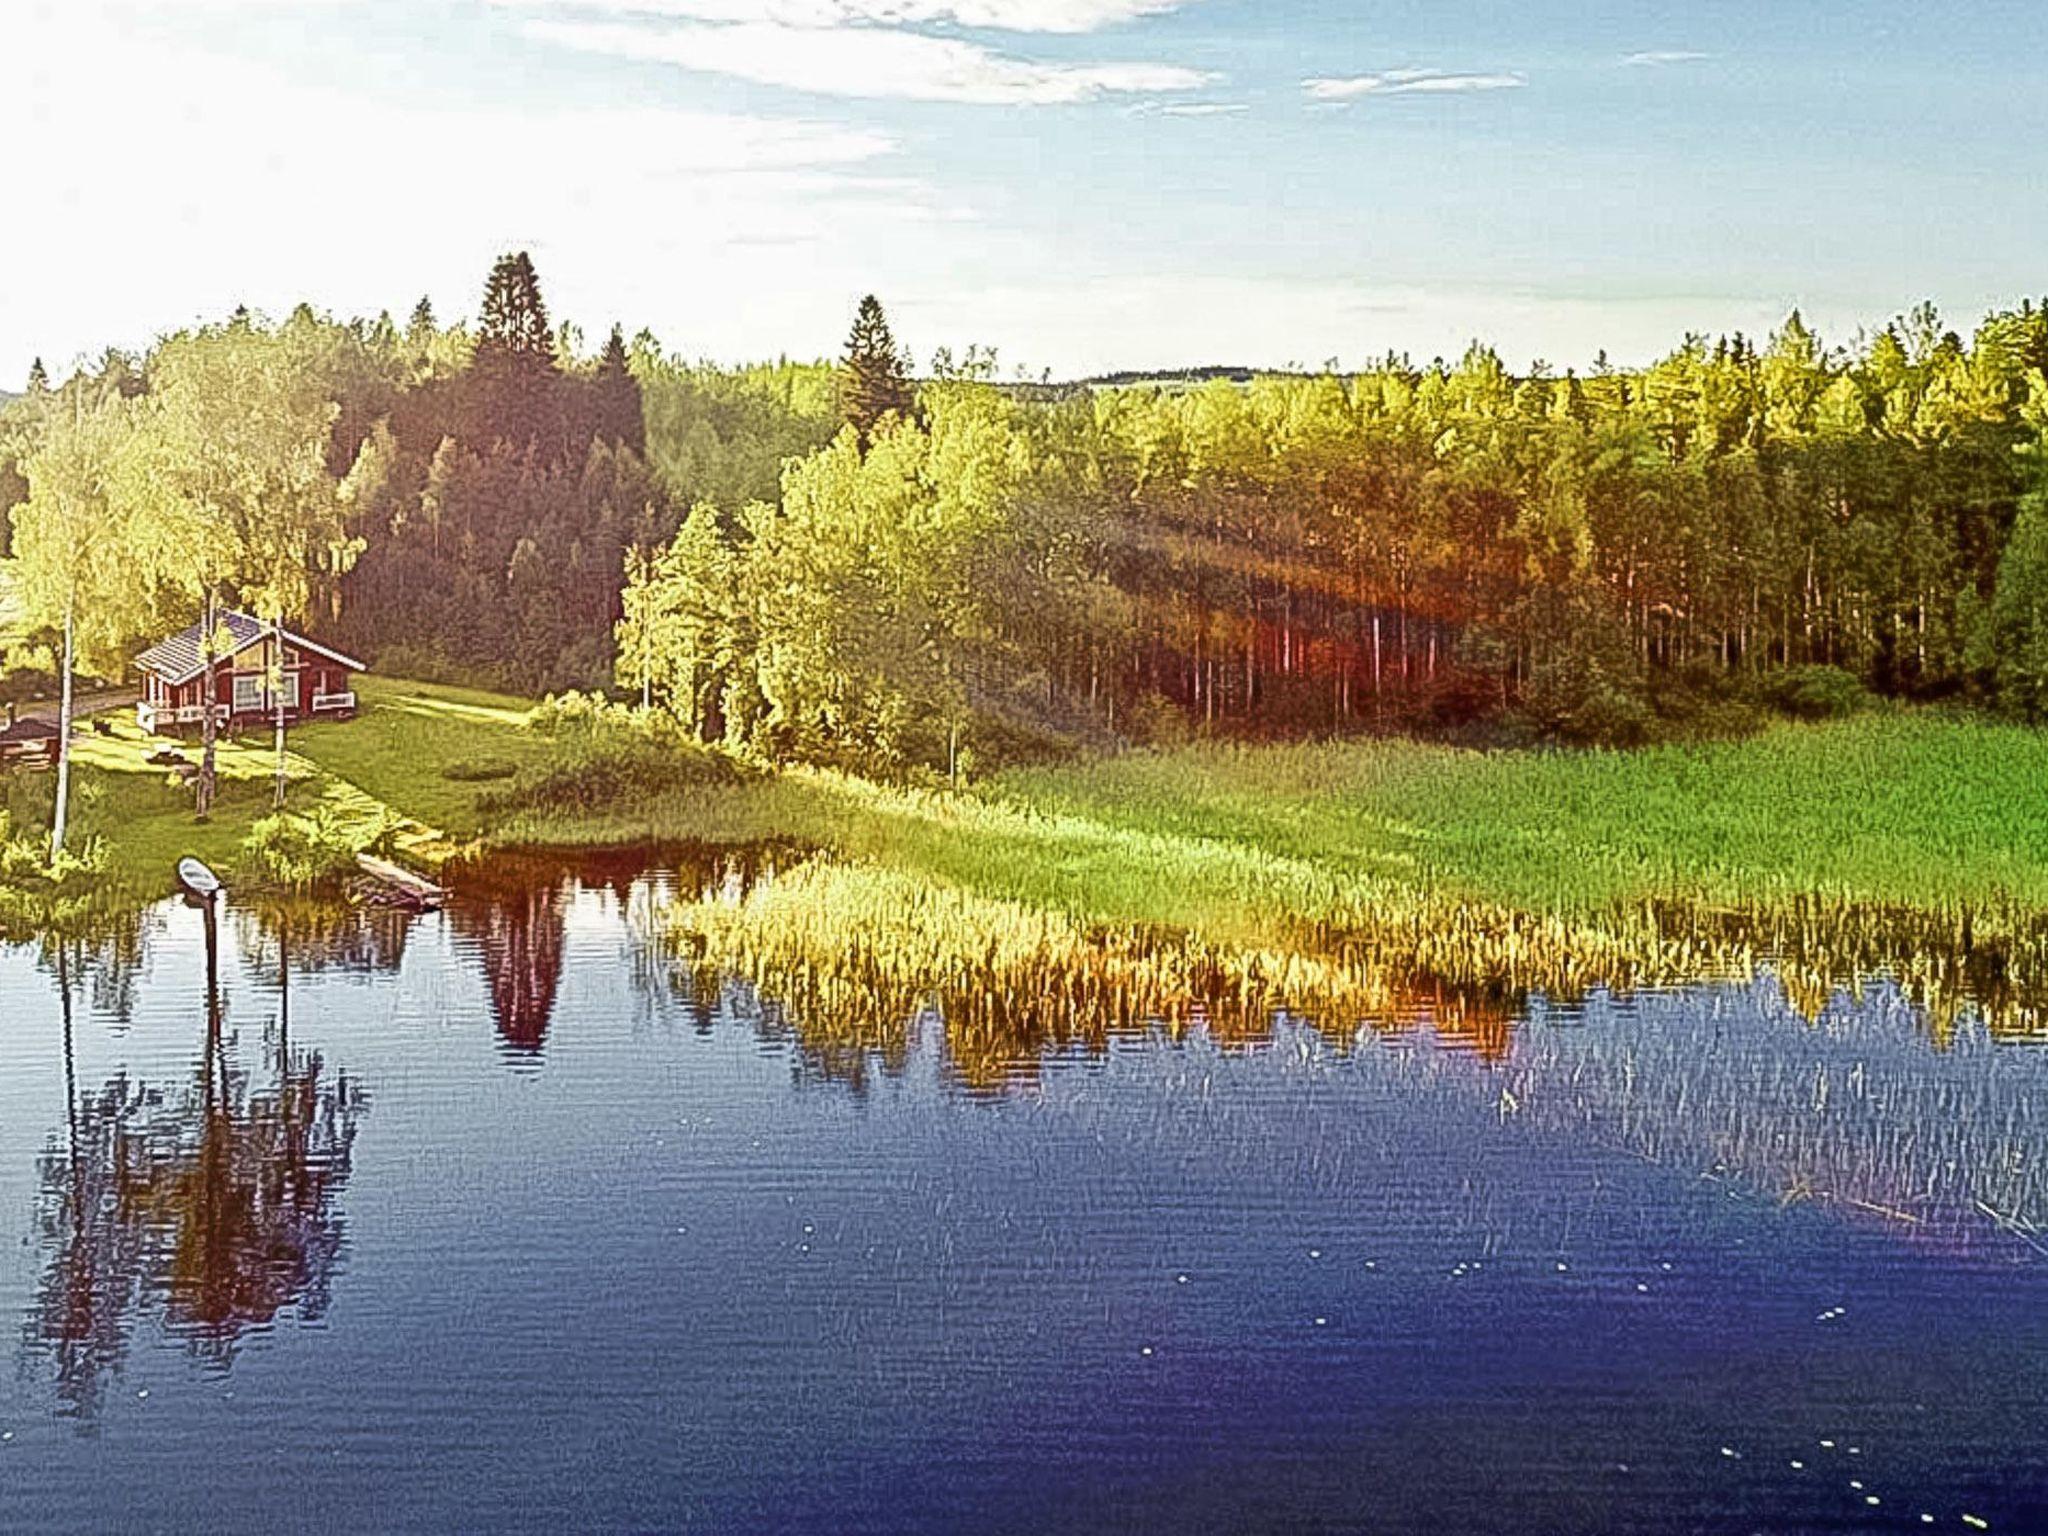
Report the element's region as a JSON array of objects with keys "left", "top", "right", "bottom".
[{"left": 5, "top": 254, "right": 2048, "bottom": 781}]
